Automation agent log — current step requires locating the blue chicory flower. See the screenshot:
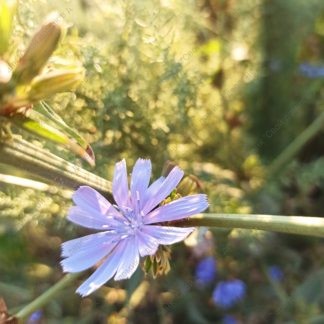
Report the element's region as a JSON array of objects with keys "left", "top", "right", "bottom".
[
  {"left": 27, "top": 310, "right": 42, "bottom": 323},
  {"left": 61, "top": 159, "right": 209, "bottom": 296},
  {"left": 299, "top": 63, "right": 324, "bottom": 79},
  {"left": 268, "top": 265, "right": 284, "bottom": 282},
  {"left": 195, "top": 256, "right": 217, "bottom": 285},
  {"left": 222, "top": 314, "right": 238, "bottom": 324},
  {"left": 212, "top": 279, "right": 246, "bottom": 309}
]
